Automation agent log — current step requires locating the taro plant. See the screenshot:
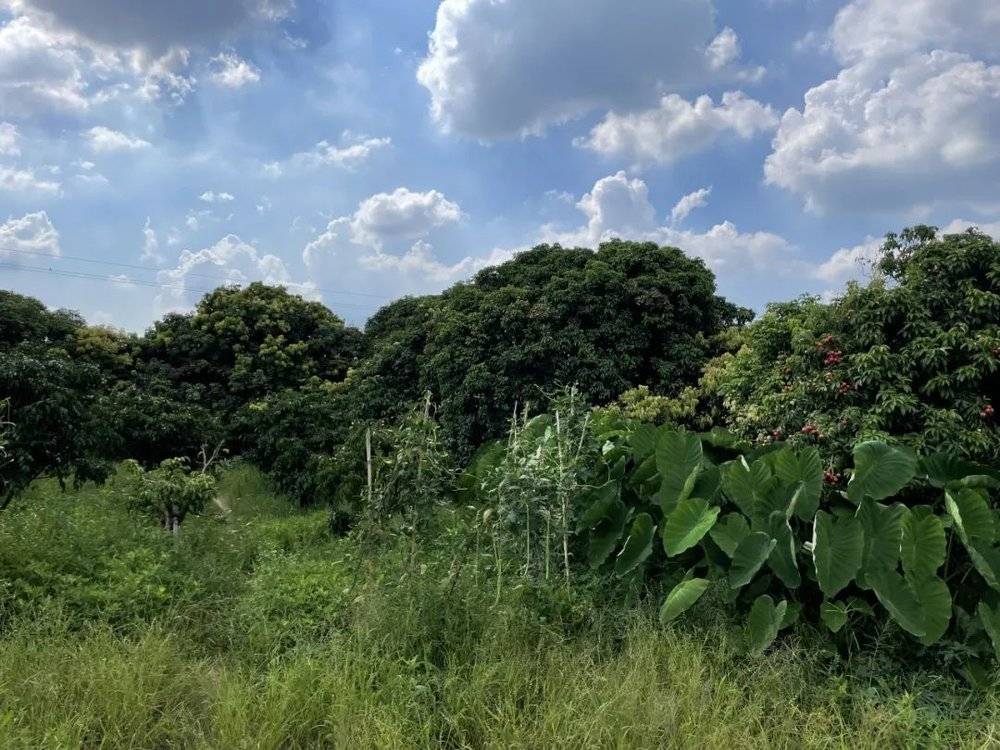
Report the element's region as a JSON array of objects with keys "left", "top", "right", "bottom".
[{"left": 576, "top": 418, "right": 1000, "bottom": 665}]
